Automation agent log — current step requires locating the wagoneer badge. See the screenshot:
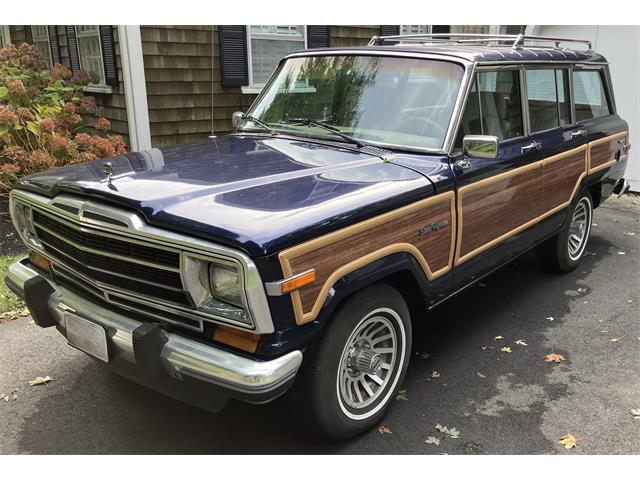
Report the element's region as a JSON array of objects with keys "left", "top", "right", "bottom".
[{"left": 418, "top": 220, "right": 449, "bottom": 238}]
